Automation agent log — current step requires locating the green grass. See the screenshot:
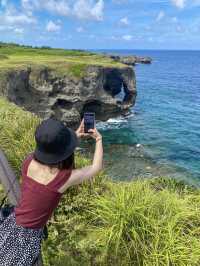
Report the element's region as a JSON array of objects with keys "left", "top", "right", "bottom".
[
  {"left": 1, "top": 96, "right": 200, "bottom": 266},
  {"left": 90, "top": 181, "right": 200, "bottom": 265},
  {"left": 0, "top": 43, "right": 125, "bottom": 79},
  {"left": 0, "top": 54, "right": 9, "bottom": 60}
]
